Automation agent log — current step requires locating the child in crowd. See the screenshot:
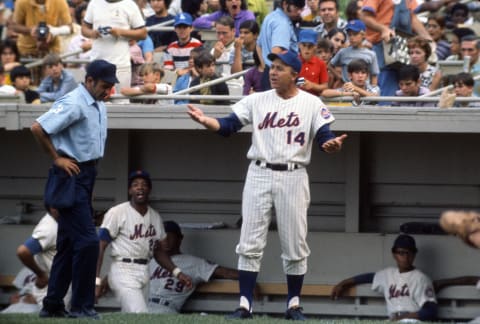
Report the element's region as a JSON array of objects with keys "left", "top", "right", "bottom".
[
  {"left": 322, "top": 59, "right": 380, "bottom": 106},
  {"left": 316, "top": 38, "right": 342, "bottom": 89},
  {"left": 120, "top": 62, "right": 173, "bottom": 105},
  {"left": 301, "top": 0, "right": 321, "bottom": 27},
  {"left": 163, "top": 13, "right": 203, "bottom": 76},
  {"left": 0, "top": 64, "right": 17, "bottom": 95},
  {"left": 10, "top": 65, "right": 40, "bottom": 104},
  {"left": 329, "top": 19, "right": 379, "bottom": 86},
  {"left": 392, "top": 65, "right": 431, "bottom": 107},
  {"left": 190, "top": 51, "right": 229, "bottom": 105},
  {"left": 230, "top": 19, "right": 259, "bottom": 74},
  {"left": 173, "top": 46, "right": 205, "bottom": 104},
  {"left": 243, "top": 49, "right": 263, "bottom": 95},
  {"left": 37, "top": 53, "right": 78, "bottom": 103},
  {"left": 297, "top": 28, "right": 328, "bottom": 96},
  {"left": 449, "top": 72, "right": 480, "bottom": 108}
]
